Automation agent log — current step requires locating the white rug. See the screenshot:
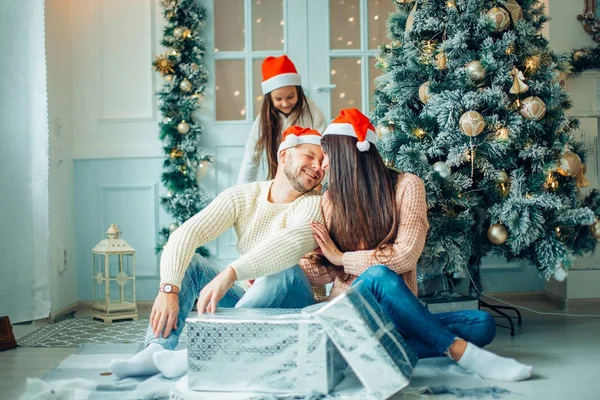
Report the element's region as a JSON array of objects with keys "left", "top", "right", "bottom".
[{"left": 19, "top": 343, "right": 512, "bottom": 400}]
